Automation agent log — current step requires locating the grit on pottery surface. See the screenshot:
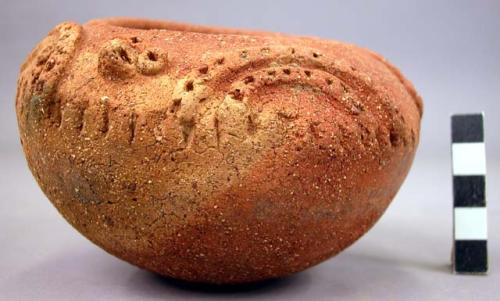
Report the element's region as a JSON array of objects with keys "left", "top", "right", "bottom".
[{"left": 15, "top": 17, "right": 422, "bottom": 284}]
